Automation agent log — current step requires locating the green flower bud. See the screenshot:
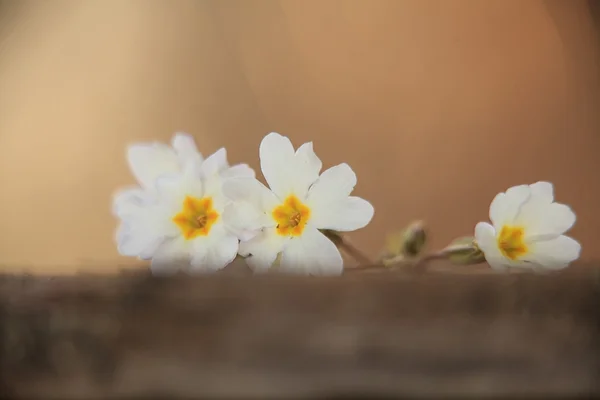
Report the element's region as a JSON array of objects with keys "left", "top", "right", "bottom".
[
  {"left": 378, "top": 221, "right": 427, "bottom": 267},
  {"left": 400, "top": 220, "right": 427, "bottom": 257},
  {"left": 444, "top": 236, "right": 486, "bottom": 265}
]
